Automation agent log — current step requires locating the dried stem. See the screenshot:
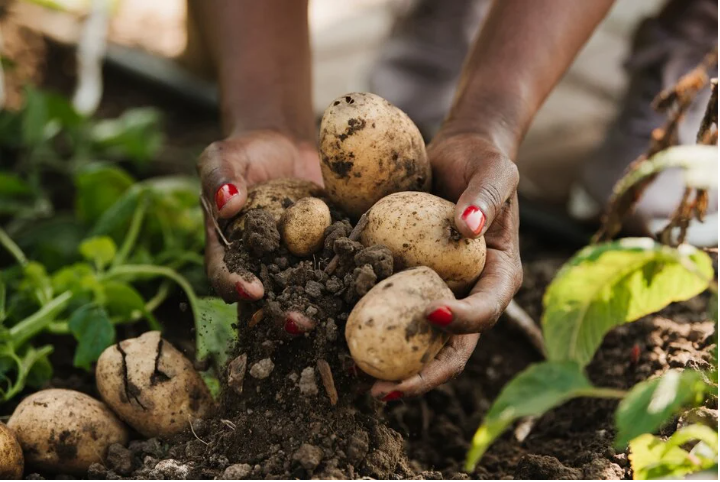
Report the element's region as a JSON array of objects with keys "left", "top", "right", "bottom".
[
  {"left": 316, "top": 359, "right": 338, "bottom": 406},
  {"left": 200, "top": 195, "right": 231, "bottom": 247},
  {"left": 594, "top": 48, "right": 718, "bottom": 244},
  {"left": 504, "top": 300, "right": 545, "bottom": 357}
]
